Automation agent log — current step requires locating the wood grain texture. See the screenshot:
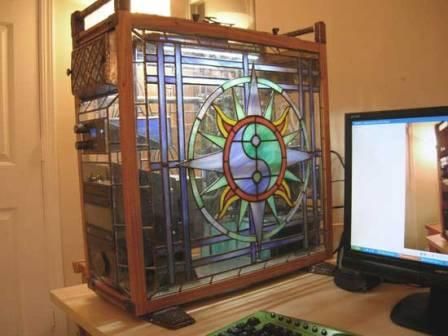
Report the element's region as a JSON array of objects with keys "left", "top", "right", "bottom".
[
  {"left": 131, "top": 14, "right": 321, "bottom": 53},
  {"left": 317, "top": 37, "right": 333, "bottom": 256},
  {"left": 115, "top": 10, "right": 147, "bottom": 315},
  {"left": 144, "top": 251, "right": 327, "bottom": 314},
  {"left": 51, "top": 272, "right": 426, "bottom": 336}
]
